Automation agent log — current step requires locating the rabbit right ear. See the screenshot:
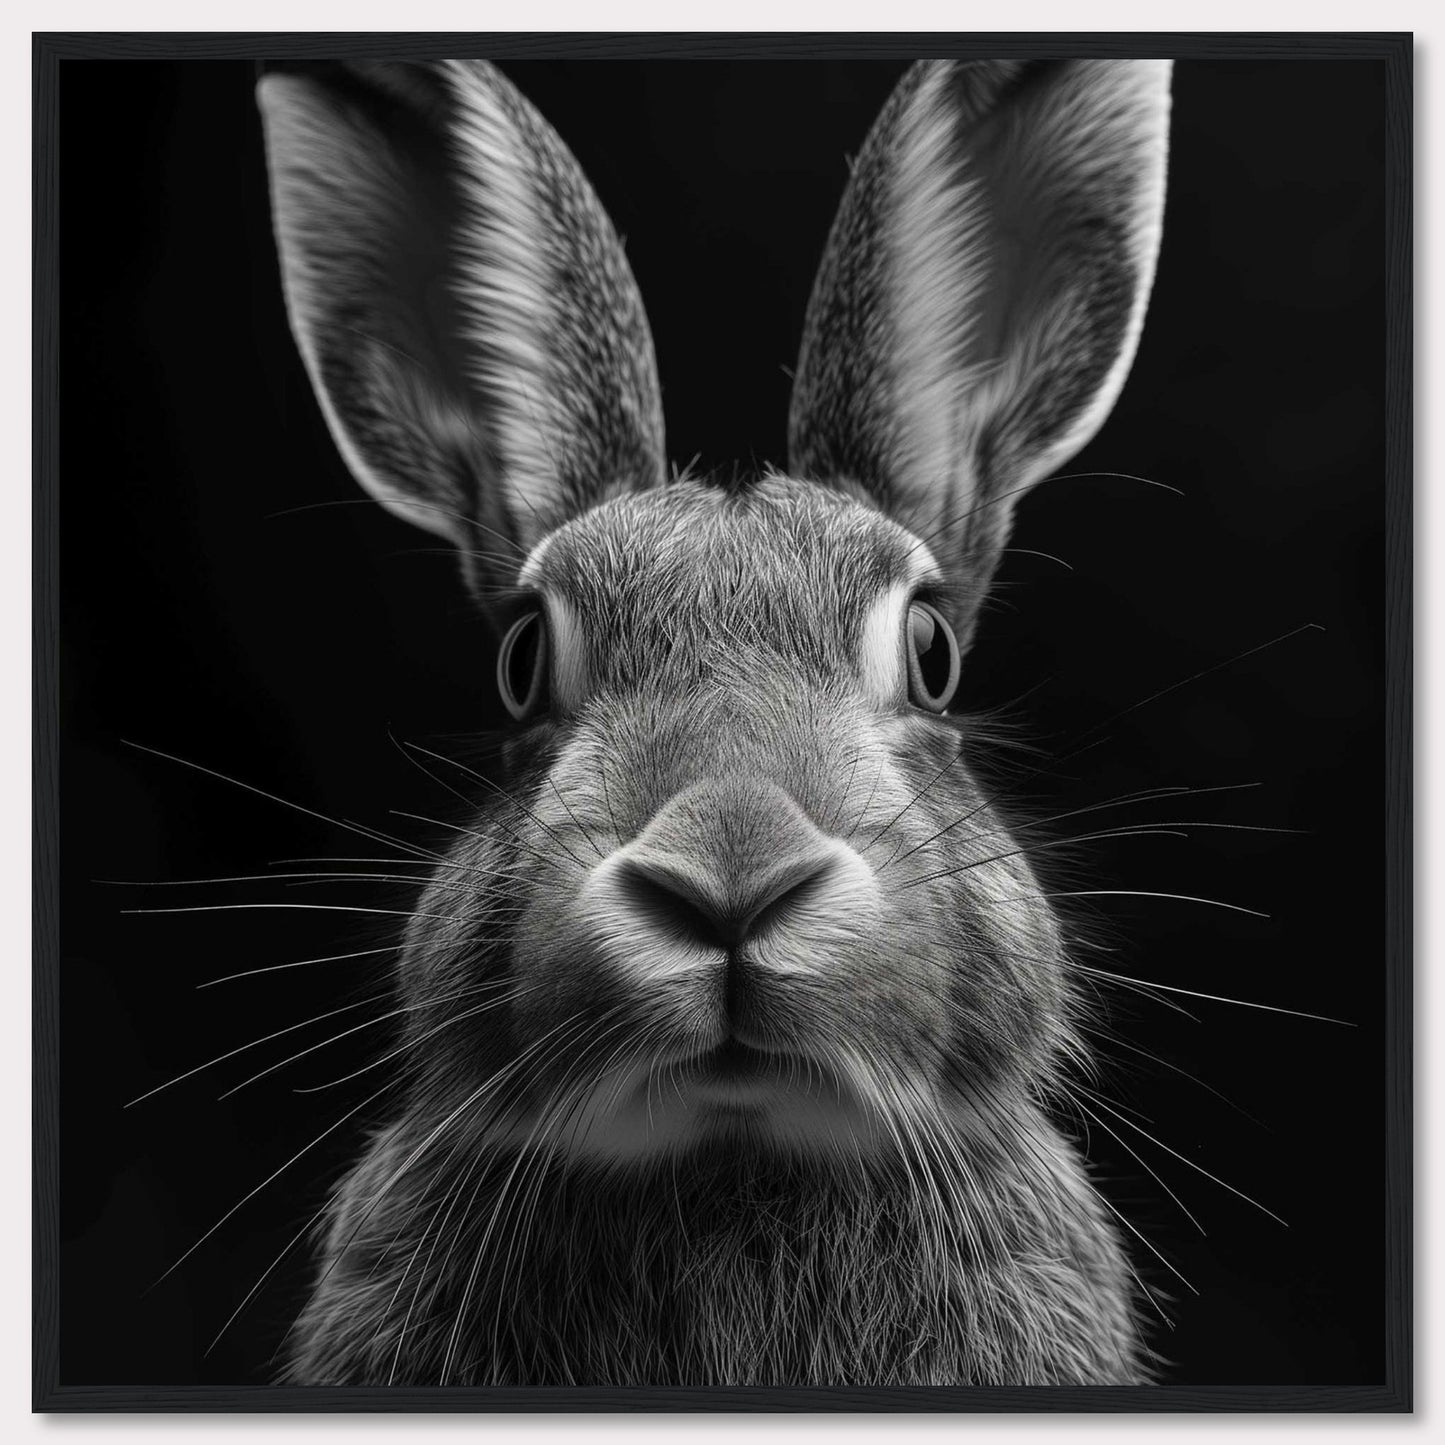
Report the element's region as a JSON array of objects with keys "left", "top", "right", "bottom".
[
  {"left": 257, "top": 61, "right": 666, "bottom": 580},
  {"left": 789, "top": 60, "right": 1171, "bottom": 642}
]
